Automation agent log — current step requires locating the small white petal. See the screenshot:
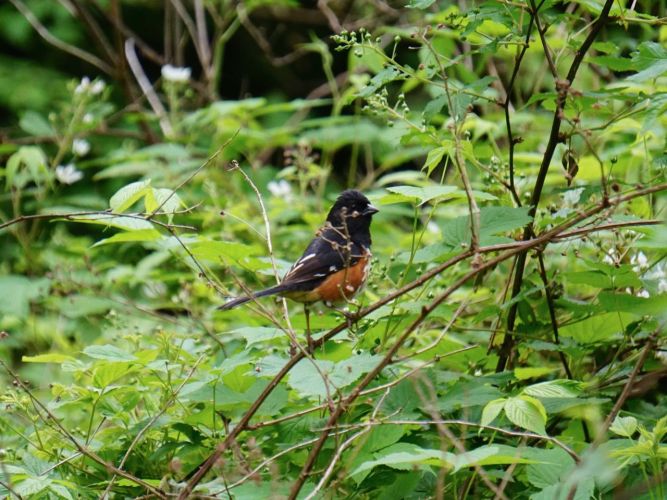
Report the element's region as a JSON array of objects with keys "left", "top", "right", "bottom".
[
  {"left": 72, "top": 139, "right": 90, "bottom": 157},
  {"left": 161, "top": 64, "right": 191, "bottom": 83},
  {"left": 74, "top": 76, "right": 90, "bottom": 94},
  {"left": 90, "top": 79, "right": 105, "bottom": 95},
  {"left": 55, "top": 164, "right": 84, "bottom": 185},
  {"left": 636, "top": 289, "right": 650, "bottom": 298}
]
